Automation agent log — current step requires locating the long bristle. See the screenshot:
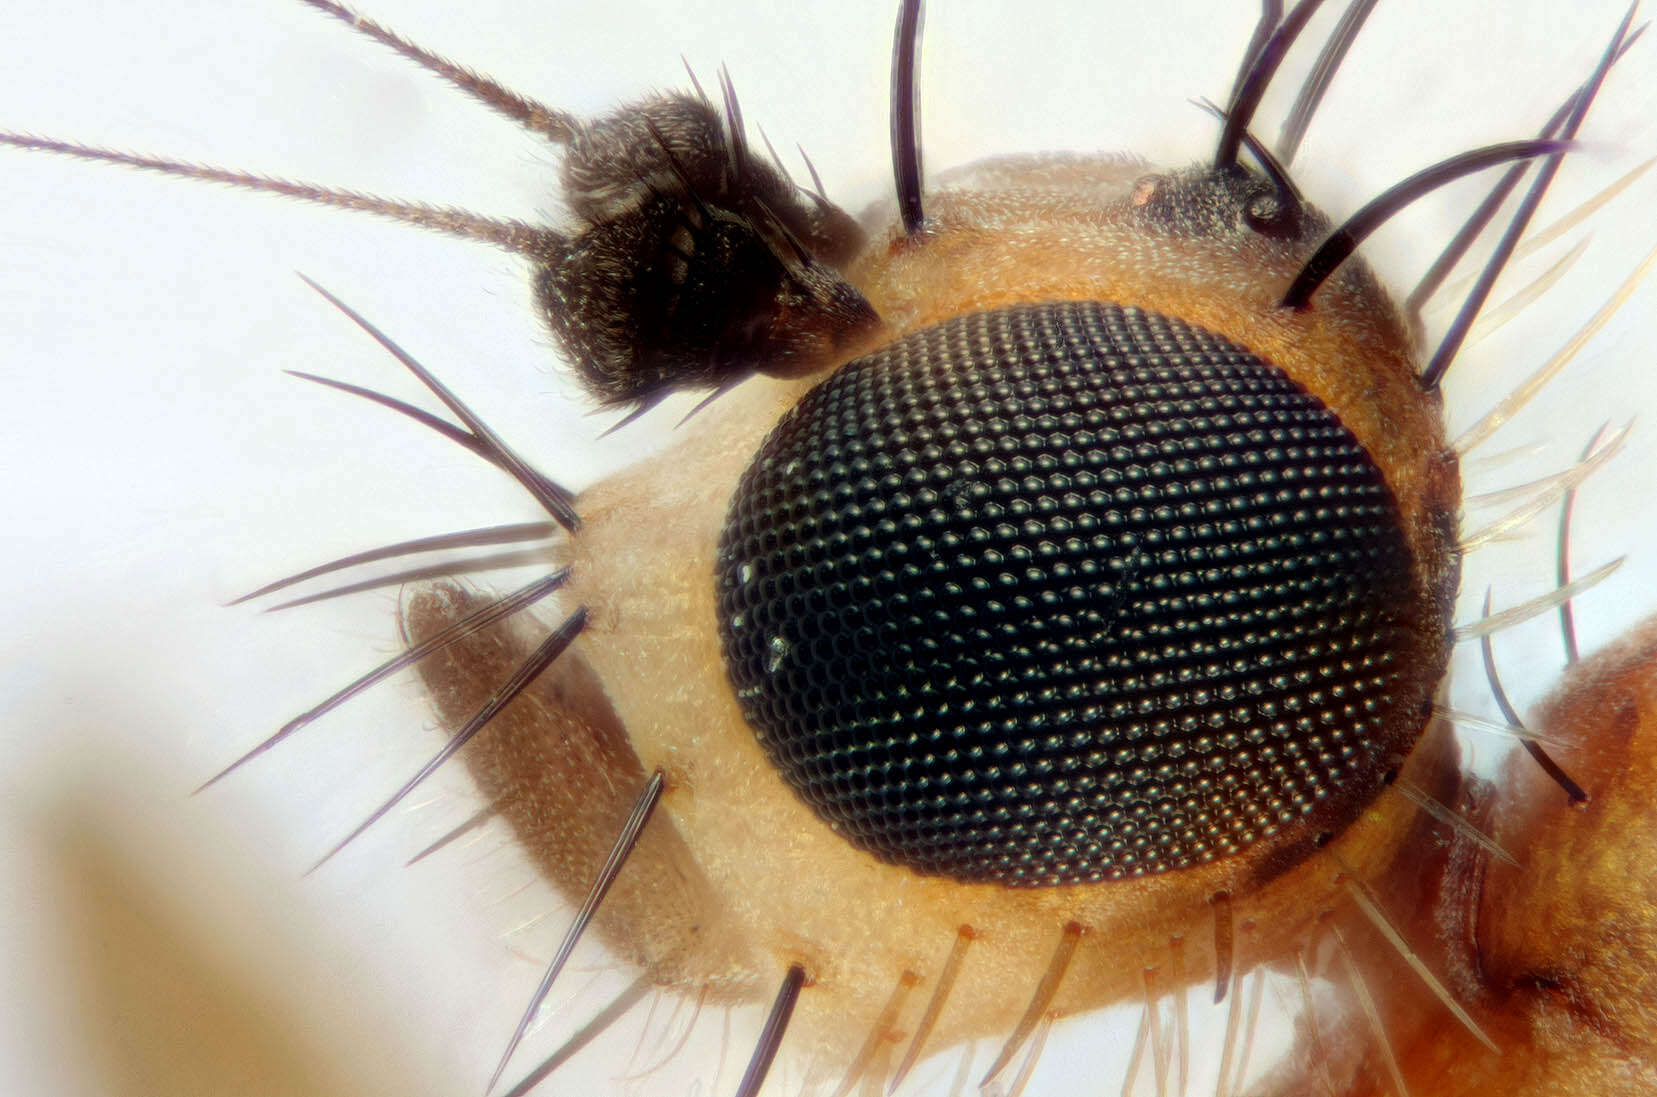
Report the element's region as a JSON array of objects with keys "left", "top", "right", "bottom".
[
  {"left": 981, "top": 923, "right": 1085, "bottom": 1087},
  {"left": 302, "top": 276, "right": 583, "bottom": 532},
  {"left": 1280, "top": 140, "right": 1571, "bottom": 310},
  {"left": 1339, "top": 877, "right": 1499, "bottom": 1054},
  {"left": 228, "top": 521, "right": 557, "bottom": 606},
  {"left": 199, "top": 568, "right": 570, "bottom": 792},
  {"left": 497, "top": 976, "right": 654, "bottom": 1097},
  {"left": 831, "top": 971, "right": 919, "bottom": 1097},
  {"left": 1478, "top": 590, "right": 1591, "bottom": 804},
  {"left": 307, "top": 606, "right": 589, "bottom": 873},
  {"left": 488, "top": 771, "right": 666, "bottom": 1093},
  {"left": 1273, "top": 0, "right": 1379, "bottom": 167},
  {"left": 1557, "top": 422, "right": 1615, "bottom": 665},
  {"left": 735, "top": 965, "right": 808, "bottom": 1097},
  {"left": 1421, "top": 3, "right": 1641, "bottom": 391},
  {"left": 1214, "top": 0, "right": 1328, "bottom": 171},
  {"left": 889, "top": 0, "right": 926, "bottom": 235},
  {"left": 1331, "top": 924, "right": 1413, "bottom": 1097},
  {"left": 889, "top": 925, "right": 977, "bottom": 1094}
]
